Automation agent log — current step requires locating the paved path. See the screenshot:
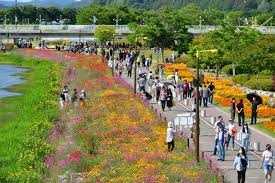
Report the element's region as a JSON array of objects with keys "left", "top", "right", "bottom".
[{"left": 118, "top": 69, "right": 275, "bottom": 183}]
